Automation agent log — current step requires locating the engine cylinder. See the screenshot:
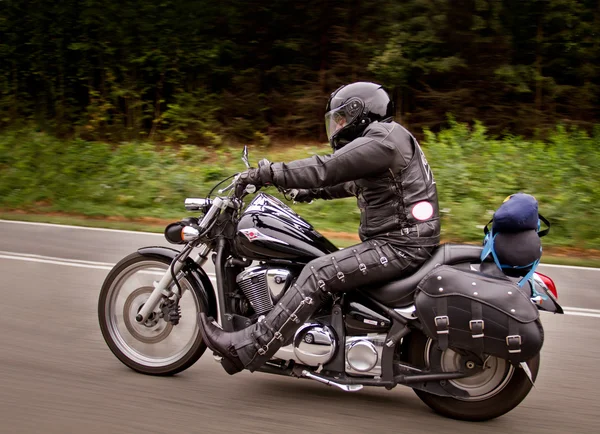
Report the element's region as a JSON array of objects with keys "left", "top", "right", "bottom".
[
  {"left": 236, "top": 267, "right": 273, "bottom": 315},
  {"left": 236, "top": 266, "right": 292, "bottom": 315}
]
